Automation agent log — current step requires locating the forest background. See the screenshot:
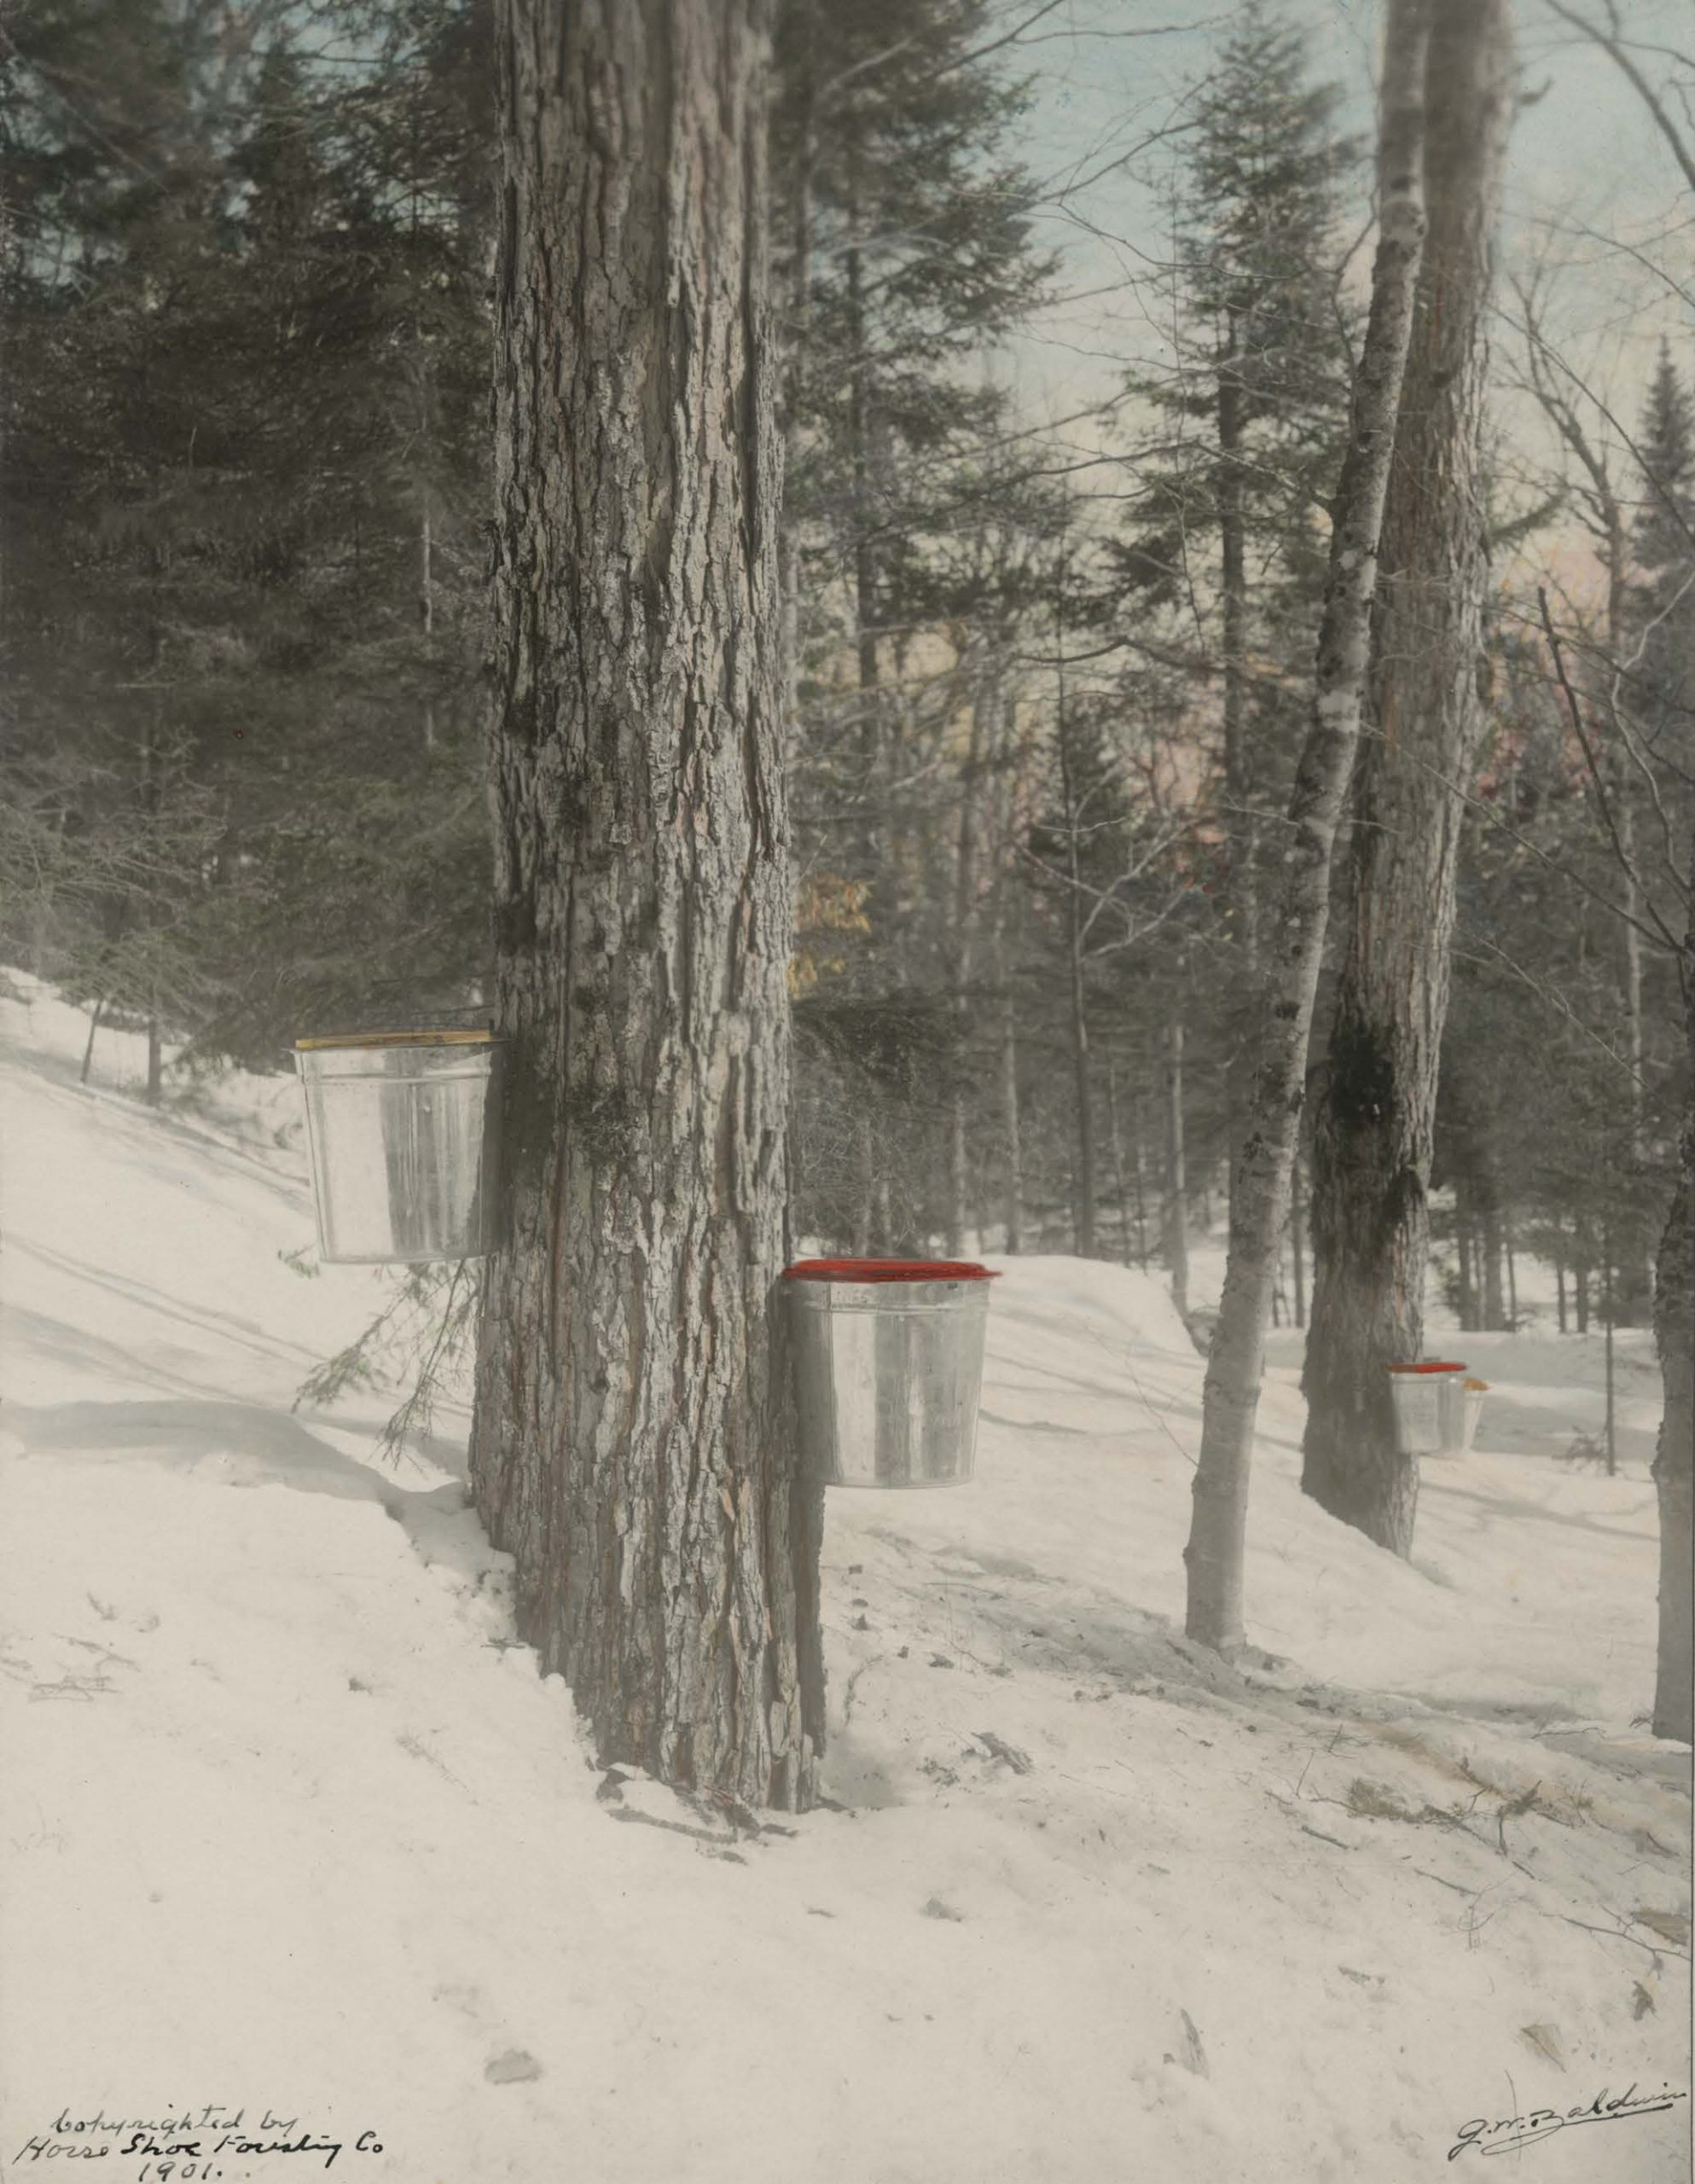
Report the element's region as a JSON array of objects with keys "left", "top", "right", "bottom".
[{"left": 2, "top": 0, "right": 1689, "bottom": 1446}]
